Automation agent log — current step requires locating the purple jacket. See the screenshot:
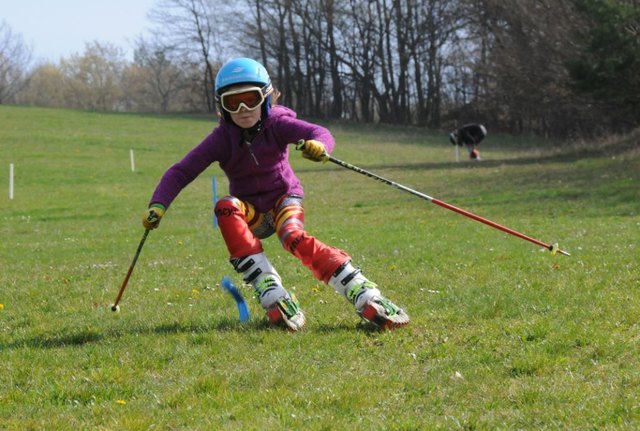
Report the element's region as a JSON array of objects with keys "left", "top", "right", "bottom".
[{"left": 150, "top": 106, "right": 335, "bottom": 213}]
